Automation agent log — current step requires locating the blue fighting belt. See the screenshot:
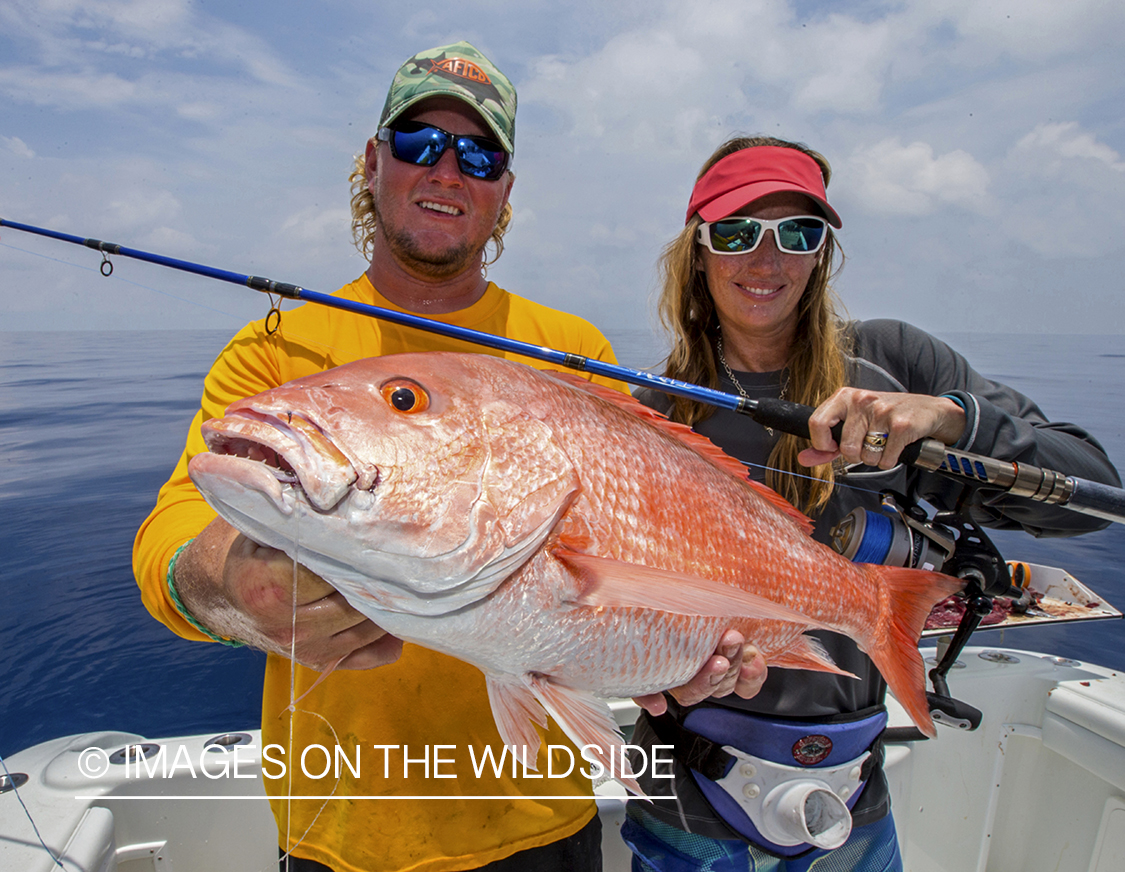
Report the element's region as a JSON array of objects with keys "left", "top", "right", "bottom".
[{"left": 651, "top": 706, "right": 887, "bottom": 857}]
